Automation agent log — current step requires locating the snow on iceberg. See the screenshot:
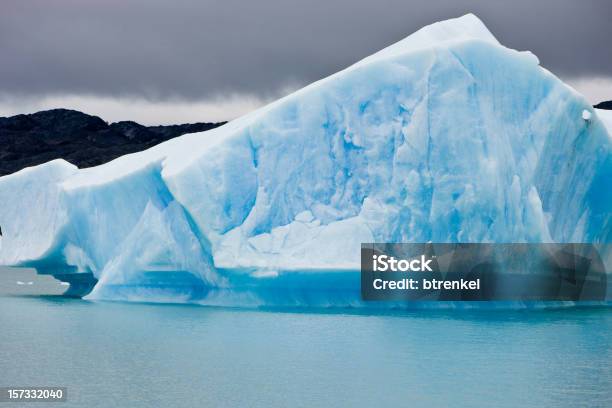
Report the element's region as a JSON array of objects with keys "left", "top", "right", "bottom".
[{"left": 0, "top": 14, "right": 610, "bottom": 306}]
